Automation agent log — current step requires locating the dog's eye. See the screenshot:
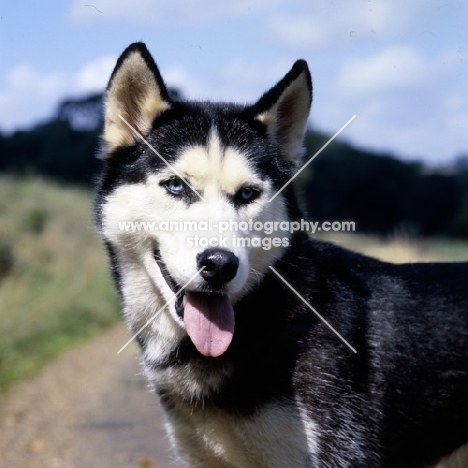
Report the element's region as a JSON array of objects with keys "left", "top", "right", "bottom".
[
  {"left": 163, "top": 178, "right": 186, "bottom": 196},
  {"left": 234, "top": 186, "right": 261, "bottom": 206}
]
